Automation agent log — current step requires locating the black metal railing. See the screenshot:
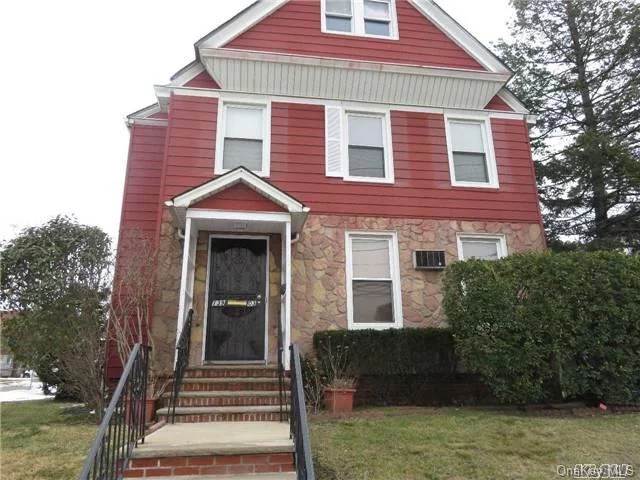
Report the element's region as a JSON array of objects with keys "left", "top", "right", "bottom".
[
  {"left": 290, "top": 344, "right": 315, "bottom": 480},
  {"left": 277, "top": 311, "right": 287, "bottom": 422},
  {"left": 78, "top": 343, "right": 151, "bottom": 480},
  {"left": 168, "top": 308, "right": 193, "bottom": 423}
]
